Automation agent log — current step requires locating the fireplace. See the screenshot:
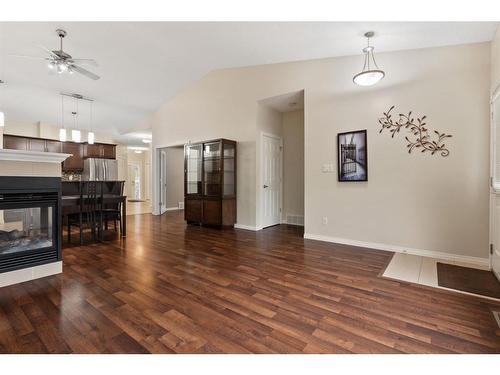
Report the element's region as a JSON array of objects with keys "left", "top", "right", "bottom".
[{"left": 0, "top": 177, "right": 61, "bottom": 273}]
